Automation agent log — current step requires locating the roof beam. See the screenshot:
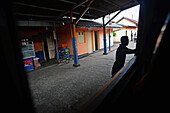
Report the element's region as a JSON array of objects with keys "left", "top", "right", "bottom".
[
  {"left": 104, "top": 0, "right": 121, "bottom": 9},
  {"left": 70, "top": 0, "right": 89, "bottom": 10},
  {"left": 80, "top": 5, "right": 107, "bottom": 13},
  {"left": 14, "top": 1, "right": 105, "bottom": 20},
  {"left": 15, "top": 13, "right": 58, "bottom": 18},
  {"left": 58, "top": 0, "right": 76, "bottom": 4},
  {"left": 58, "top": 0, "right": 89, "bottom": 19},
  {"left": 104, "top": 10, "right": 121, "bottom": 26},
  {"left": 89, "top": 7, "right": 107, "bottom": 13},
  {"left": 72, "top": 12, "right": 97, "bottom": 18},
  {"left": 59, "top": 0, "right": 107, "bottom": 13},
  {"left": 13, "top": 2, "right": 65, "bottom": 12},
  {"left": 74, "top": 0, "right": 94, "bottom": 24},
  {"left": 13, "top": 1, "right": 96, "bottom": 19}
]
